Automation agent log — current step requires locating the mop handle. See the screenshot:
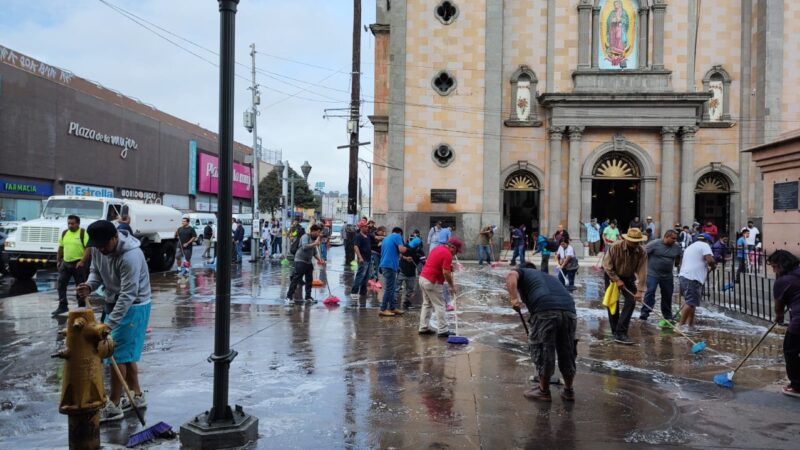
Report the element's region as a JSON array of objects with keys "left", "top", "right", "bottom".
[
  {"left": 517, "top": 309, "right": 529, "bottom": 335},
  {"left": 110, "top": 356, "right": 146, "bottom": 426},
  {"left": 731, "top": 321, "right": 779, "bottom": 374},
  {"left": 622, "top": 285, "right": 699, "bottom": 346}
]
